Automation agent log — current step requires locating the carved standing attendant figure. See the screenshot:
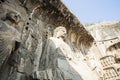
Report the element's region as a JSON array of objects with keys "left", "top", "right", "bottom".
[{"left": 0, "top": 11, "right": 21, "bottom": 70}]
